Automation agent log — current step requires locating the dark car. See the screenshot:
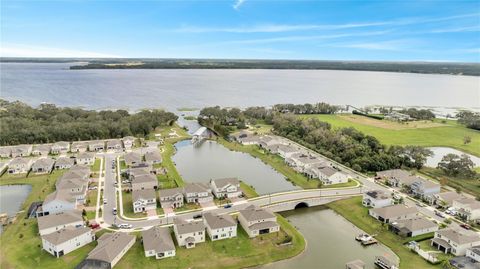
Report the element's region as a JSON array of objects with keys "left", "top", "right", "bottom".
[
  {"left": 193, "top": 214, "right": 202, "bottom": 219},
  {"left": 460, "top": 224, "right": 471, "bottom": 230},
  {"left": 223, "top": 204, "right": 232, "bottom": 209}
]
